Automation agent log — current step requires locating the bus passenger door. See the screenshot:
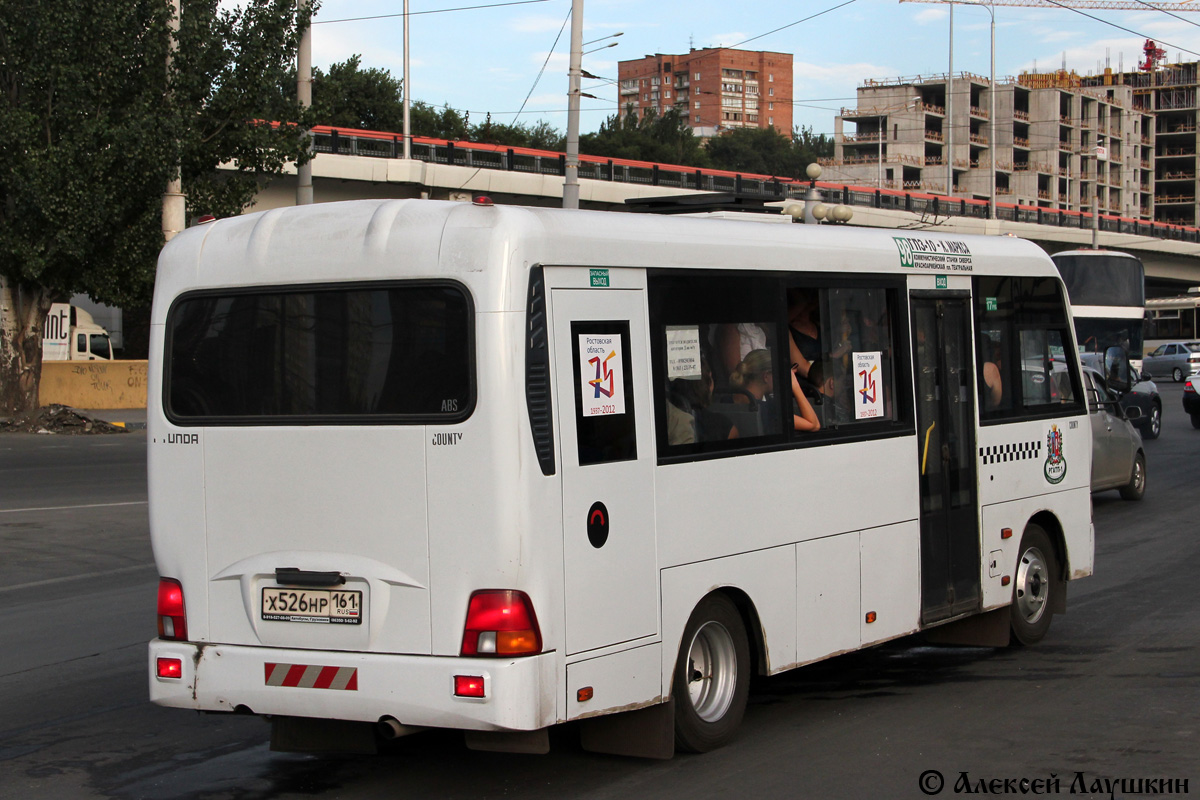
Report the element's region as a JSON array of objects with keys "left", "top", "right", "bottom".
[
  {"left": 550, "top": 286, "right": 658, "bottom": 656},
  {"left": 911, "top": 295, "right": 981, "bottom": 625}
]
